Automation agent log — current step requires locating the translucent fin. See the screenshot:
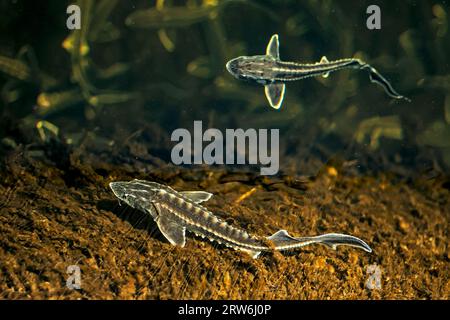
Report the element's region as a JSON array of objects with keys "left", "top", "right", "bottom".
[
  {"left": 268, "top": 230, "right": 372, "bottom": 253},
  {"left": 320, "top": 56, "right": 330, "bottom": 78},
  {"left": 266, "top": 34, "right": 280, "bottom": 59},
  {"left": 146, "top": 203, "right": 159, "bottom": 219},
  {"left": 267, "top": 230, "right": 296, "bottom": 245},
  {"left": 264, "top": 83, "right": 285, "bottom": 109},
  {"left": 320, "top": 56, "right": 329, "bottom": 63},
  {"left": 306, "top": 233, "right": 372, "bottom": 252},
  {"left": 154, "top": 204, "right": 186, "bottom": 247},
  {"left": 362, "top": 64, "right": 411, "bottom": 102},
  {"left": 180, "top": 191, "right": 213, "bottom": 203},
  {"left": 241, "top": 248, "right": 261, "bottom": 259}
]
